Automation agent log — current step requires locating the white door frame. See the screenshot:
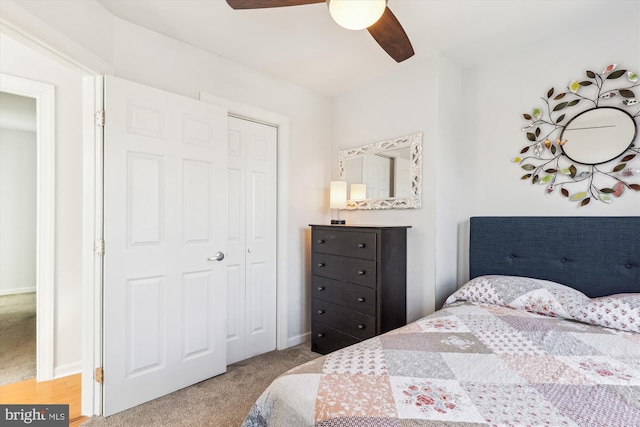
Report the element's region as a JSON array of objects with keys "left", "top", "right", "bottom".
[
  {"left": 82, "top": 76, "right": 105, "bottom": 415},
  {"left": 0, "top": 73, "right": 55, "bottom": 382},
  {"left": 200, "top": 92, "right": 290, "bottom": 351}
]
